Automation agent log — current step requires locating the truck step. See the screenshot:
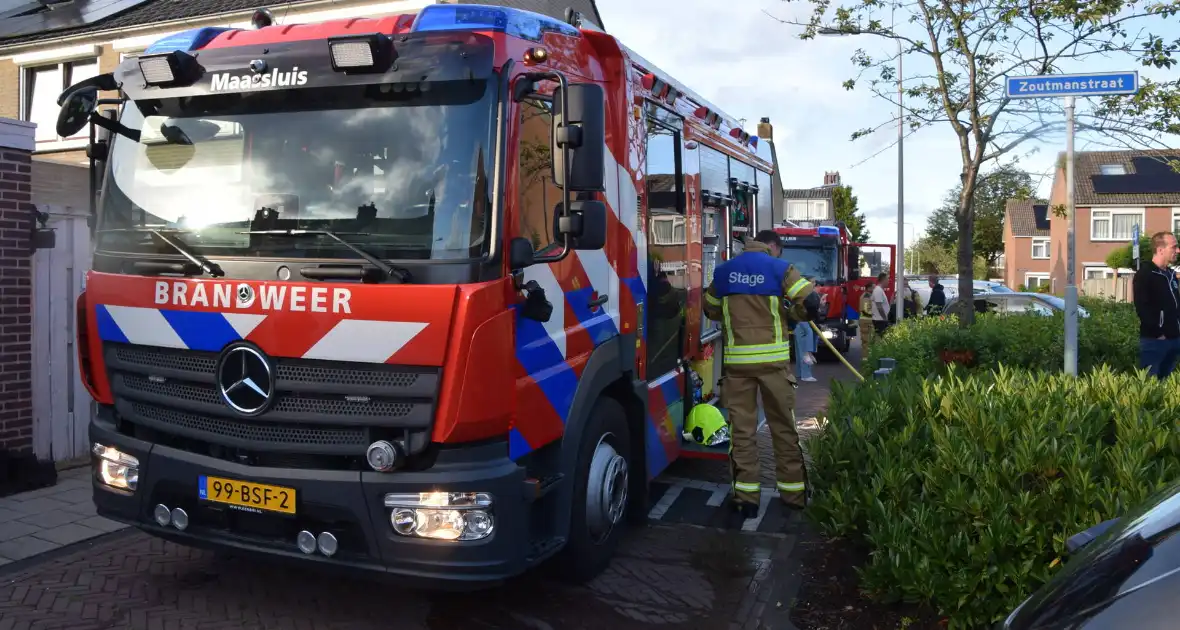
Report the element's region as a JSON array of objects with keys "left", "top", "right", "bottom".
[
  {"left": 523, "top": 474, "right": 564, "bottom": 501},
  {"left": 526, "top": 536, "right": 566, "bottom": 563}
]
